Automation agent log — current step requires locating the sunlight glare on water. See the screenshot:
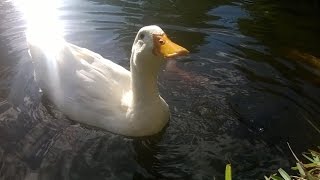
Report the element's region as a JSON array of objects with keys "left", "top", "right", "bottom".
[
  {"left": 14, "top": 0, "right": 65, "bottom": 54},
  {"left": 13, "top": 0, "right": 65, "bottom": 102}
]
